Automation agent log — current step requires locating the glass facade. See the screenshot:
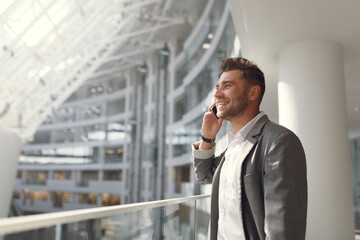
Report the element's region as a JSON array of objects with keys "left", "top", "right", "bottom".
[{"left": 11, "top": 0, "right": 237, "bottom": 216}]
